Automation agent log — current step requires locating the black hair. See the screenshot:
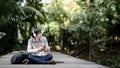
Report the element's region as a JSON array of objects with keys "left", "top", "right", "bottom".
[{"left": 31, "top": 28, "right": 41, "bottom": 38}]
